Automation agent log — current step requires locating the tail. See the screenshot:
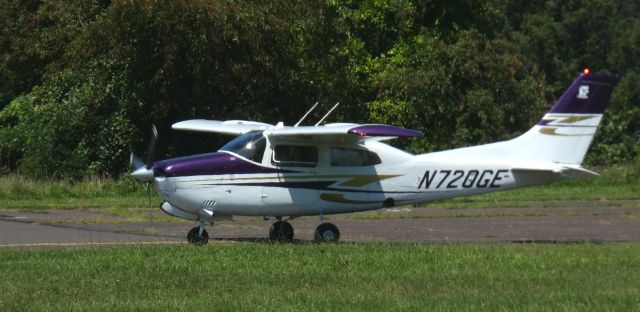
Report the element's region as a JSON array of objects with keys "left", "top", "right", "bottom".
[
  {"left": 509, "top": 71, "right": 618, "bottom": 165},
  {"left": 417, "top": 71, "right": 619, "bottom": 166}
]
